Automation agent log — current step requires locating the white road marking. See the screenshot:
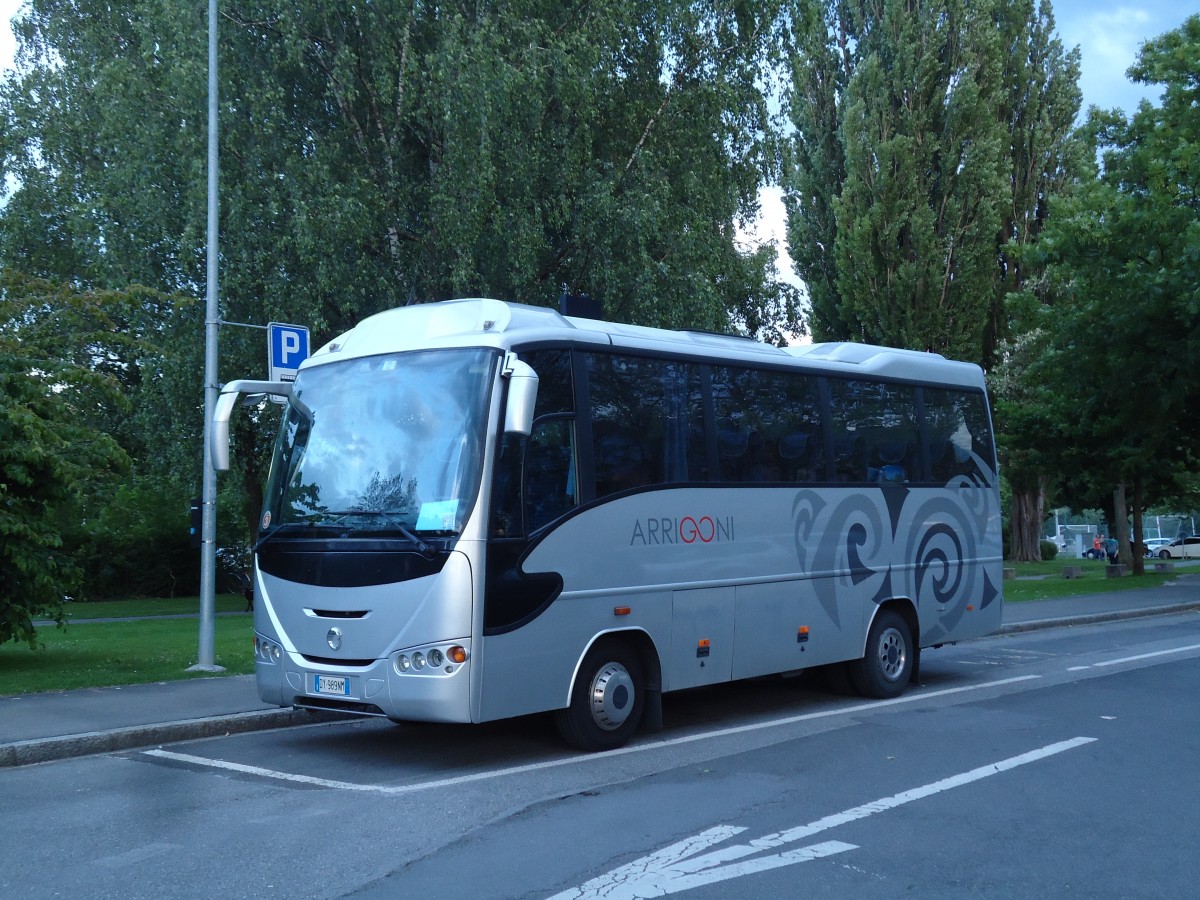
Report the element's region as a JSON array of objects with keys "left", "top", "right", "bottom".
[
  {"left": 141, "top": 675, "right": 1040, "bottom": 793},
  {"left": 549, "top": 737, "right": 1097, "bottom": 899},
  {"left": 1091, "top": 643, "right": 1200, "bottom": 667}
]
